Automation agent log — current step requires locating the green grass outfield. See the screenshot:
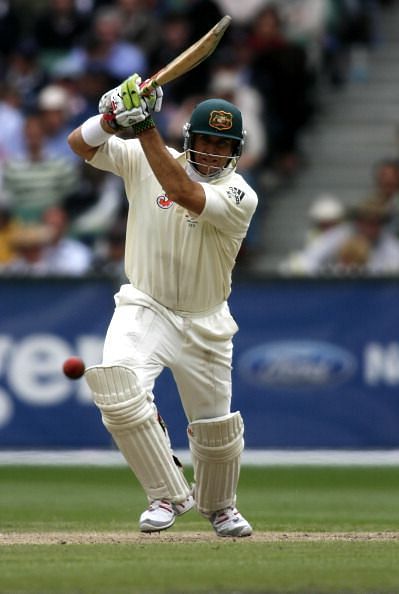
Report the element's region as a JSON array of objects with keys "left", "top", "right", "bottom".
[{"left": 1, "top": 465, "right": 399, "bottom": 594}]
